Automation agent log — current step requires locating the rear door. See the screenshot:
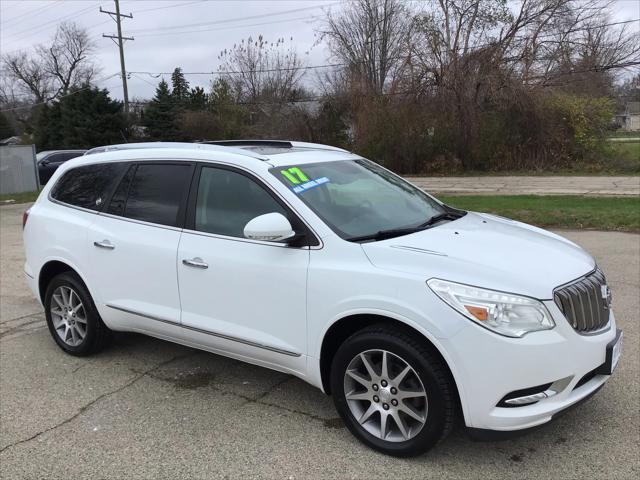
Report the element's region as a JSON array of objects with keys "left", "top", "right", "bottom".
[
  {"left": 87, "top": 162, "right": 194, "bottom": 336},
  {"left": 176, "top": 164, "right": 310, "bottom": 374}
]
